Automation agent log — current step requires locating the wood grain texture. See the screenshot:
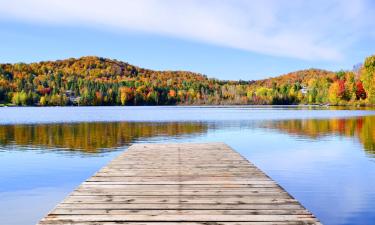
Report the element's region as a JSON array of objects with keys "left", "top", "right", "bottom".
[{"left": 37, "top": 142, "right": 322, "bottom": 225}]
